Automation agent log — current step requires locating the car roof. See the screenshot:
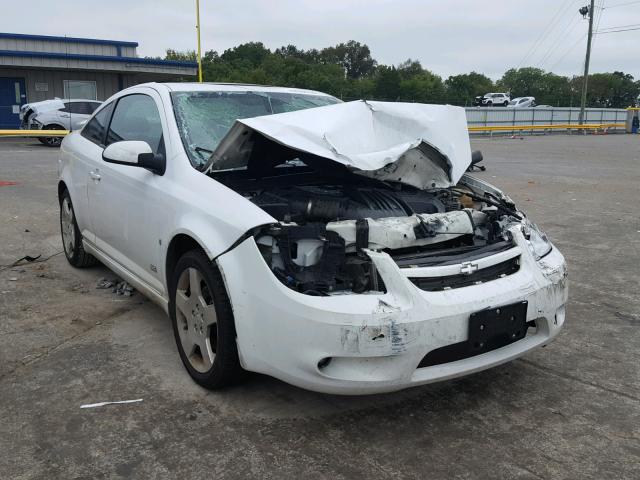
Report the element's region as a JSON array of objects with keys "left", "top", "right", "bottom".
[{"left": 141, "top": 82, "right": 334, "bottom": 98}]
